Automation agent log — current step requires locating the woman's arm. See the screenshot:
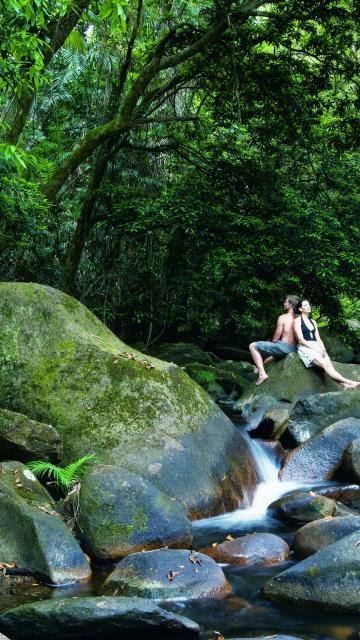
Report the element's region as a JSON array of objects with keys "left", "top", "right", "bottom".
[{"left": 313, "top": 320, "right": 327, "bottom": 356}]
